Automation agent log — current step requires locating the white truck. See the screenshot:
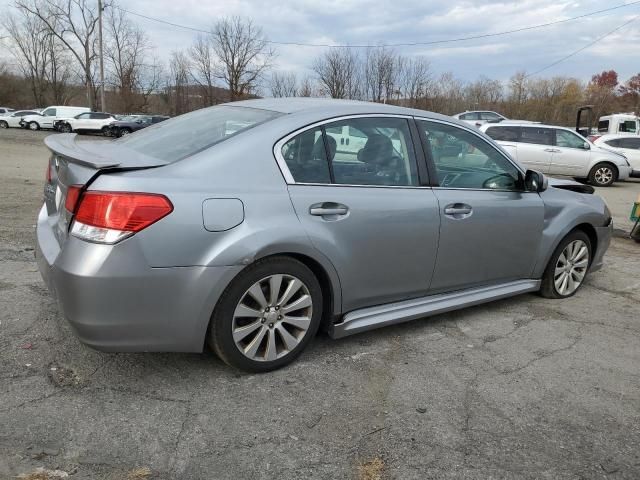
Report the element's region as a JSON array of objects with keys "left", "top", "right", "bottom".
[
  {"left": 20, "top": 106, "right": 90, "bottom": 131},
  {"left": 597, "top": 113, "right": 639, "bottom": 136}
]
